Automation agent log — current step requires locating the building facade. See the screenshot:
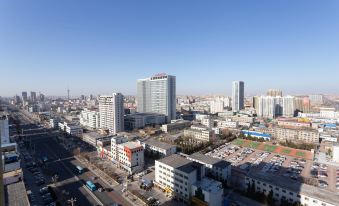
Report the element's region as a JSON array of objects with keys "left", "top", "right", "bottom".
[
  {"left": 232, "top": 81, "right": 245, "bottom": 112},
  {"left": 80, "top": 108, "right": 100, "bottom": 129},
  {"left": 137, "top": 74, "right": 176, "bottom": 122},
  {"left": 99, "top": 93, "right": 124, "bottom": 134}
]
